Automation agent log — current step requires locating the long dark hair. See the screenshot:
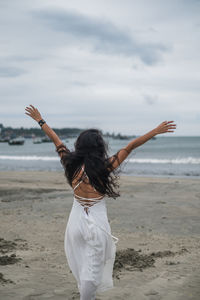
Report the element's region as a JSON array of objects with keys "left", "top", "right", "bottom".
[{"left": 61, "top": 129, "right": 121, "bottom": 199}]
